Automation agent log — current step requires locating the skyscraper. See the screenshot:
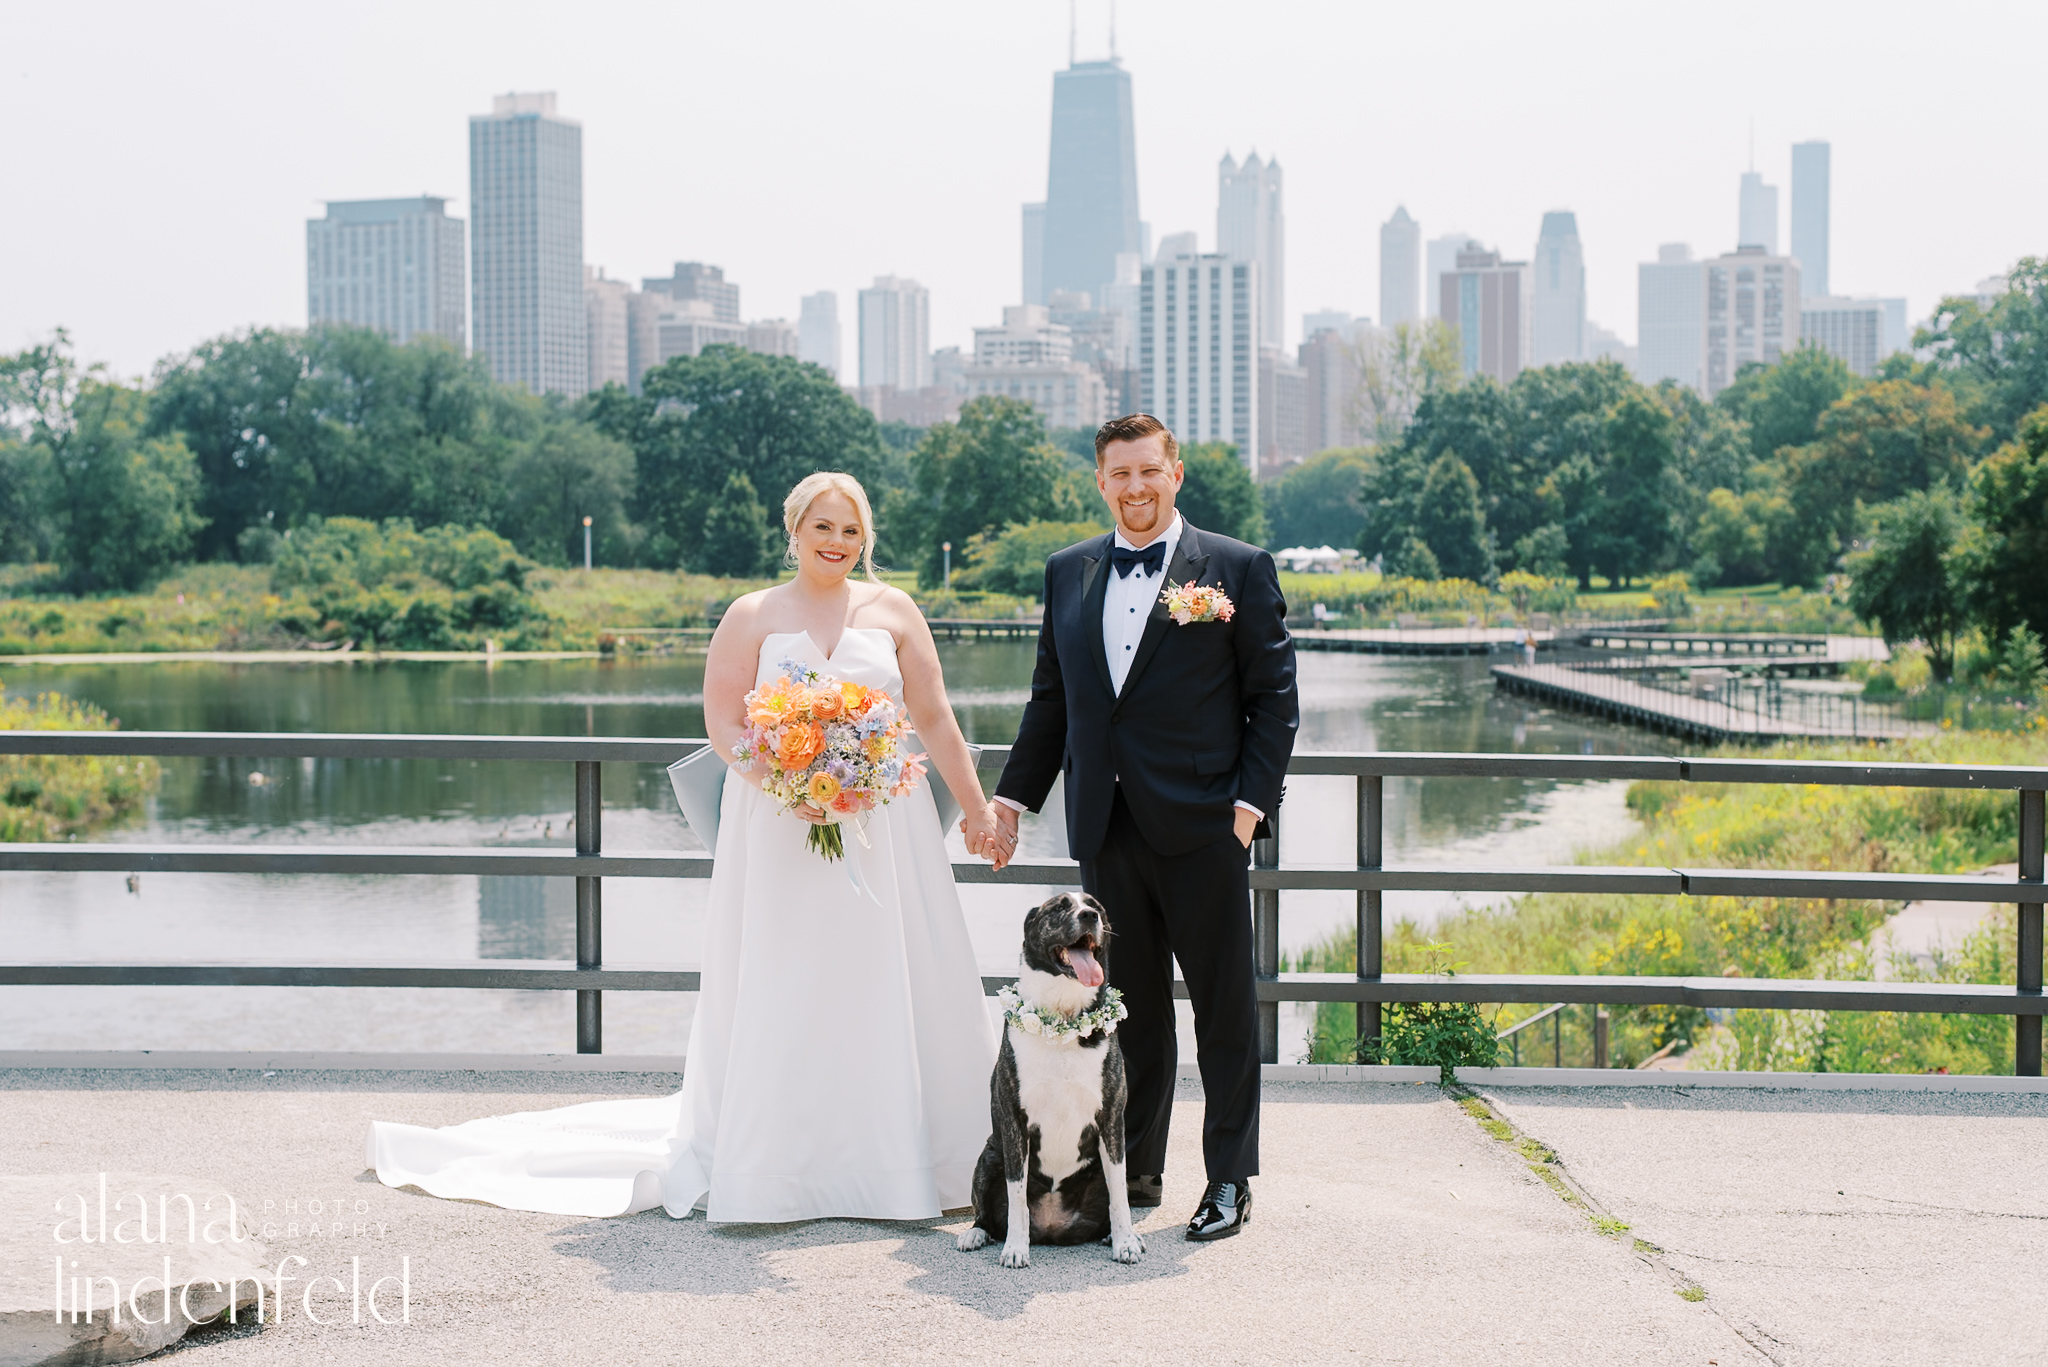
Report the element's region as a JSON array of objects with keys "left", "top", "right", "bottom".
[
  {"left": 470, "top": 92, "right": 586, "bottom": 394},
  {"left": 306, "top": 197, "right": 466, "bottom": 348},
  {"left": 1800, "top": 296, "right": 1885, "bottom": 376},
  {"left": 1299, "top": 323, "right": 1368, "bottom": 453},
  {"left": 1424, "top": 232, "right": 1469, "bottom": 320},
  {"left": 1638, "top": 244, "right": 1703, "bottom": 391},
  {"left": 642, "top": 263, "right": 739, "bottom": 322},
  {"left": 799, "top": 292, "right": 841, "bottom": 379},
  {"left": 1439, "top": 244, "right": 1531, "bottom": 384},
  {"left": 1379, "top": 207, "right": 1420, "bottom": 328},
  {"left": 1040, "top": 58, "right": 1143, "bottom": 308},
  {"left": 1791, "top": 141, "right": 1831, "bottom": 298},
  {"left": 1022, "top": 202, "right": 1047, "bottom": 307},
  {"left": 1531, "top": 211, "right": 1586, "bottom": 367},
  {"left": 1217, "top": 151, "right": 1285, "bottom": 349},
  {"left": 584, "top": 267, "right": 630, "bottom": 391},
  {"left": 1705, "top": 246, "right": 1800, "bottom": 396},
  {"left": 1138, "top": 254, "right": 1259, "bottom": 467},
  {"left": 1738, "top": 171, "right": 1779, "bottom": 253},
  {"left": 858, "top": 276, "right": 931, "bottom": 390}
]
